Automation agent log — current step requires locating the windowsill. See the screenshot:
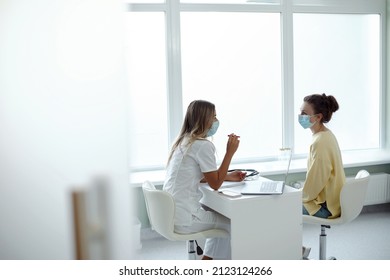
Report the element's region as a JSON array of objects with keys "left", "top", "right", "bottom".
[{"left": 130, "top": 149, "right": 390, "bottom": 187}]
